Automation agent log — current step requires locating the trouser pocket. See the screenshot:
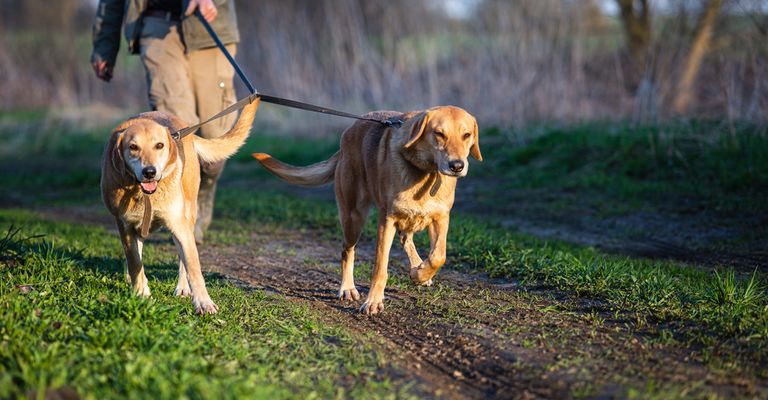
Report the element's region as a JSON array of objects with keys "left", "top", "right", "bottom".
[{"left": 216, "top": 45, "right": 237, "bottom": 131}]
